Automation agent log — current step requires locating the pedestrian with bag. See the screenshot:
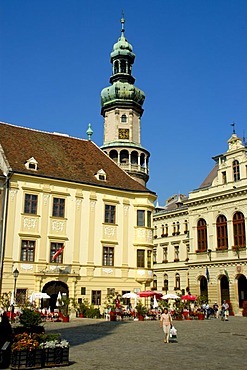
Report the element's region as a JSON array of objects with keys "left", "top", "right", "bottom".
[{"left": 160, "top": 307, "right": 172, "bottom": 344}]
